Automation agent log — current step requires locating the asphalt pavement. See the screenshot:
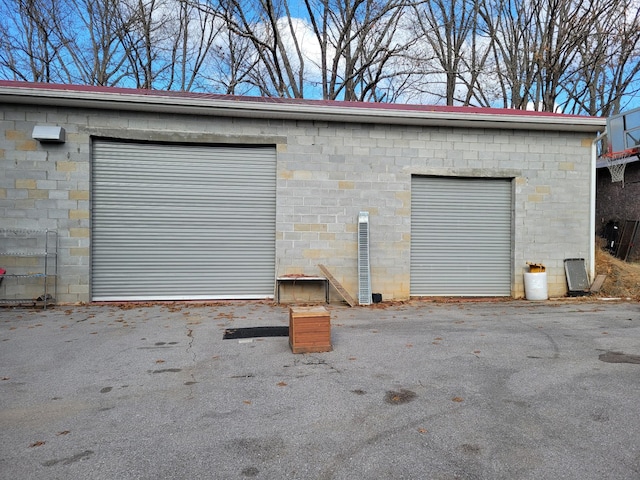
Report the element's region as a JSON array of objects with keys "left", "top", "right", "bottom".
[{"left": 1, "top": 299, "right": 639, "bottom": 480}]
